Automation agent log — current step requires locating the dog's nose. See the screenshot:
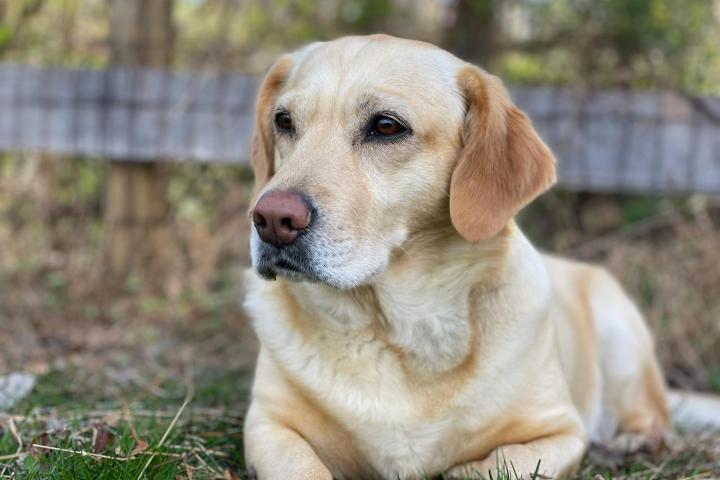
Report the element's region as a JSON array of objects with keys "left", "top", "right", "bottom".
[{"left": 252, "top": 191, "right": 311, "bottom": 247}]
